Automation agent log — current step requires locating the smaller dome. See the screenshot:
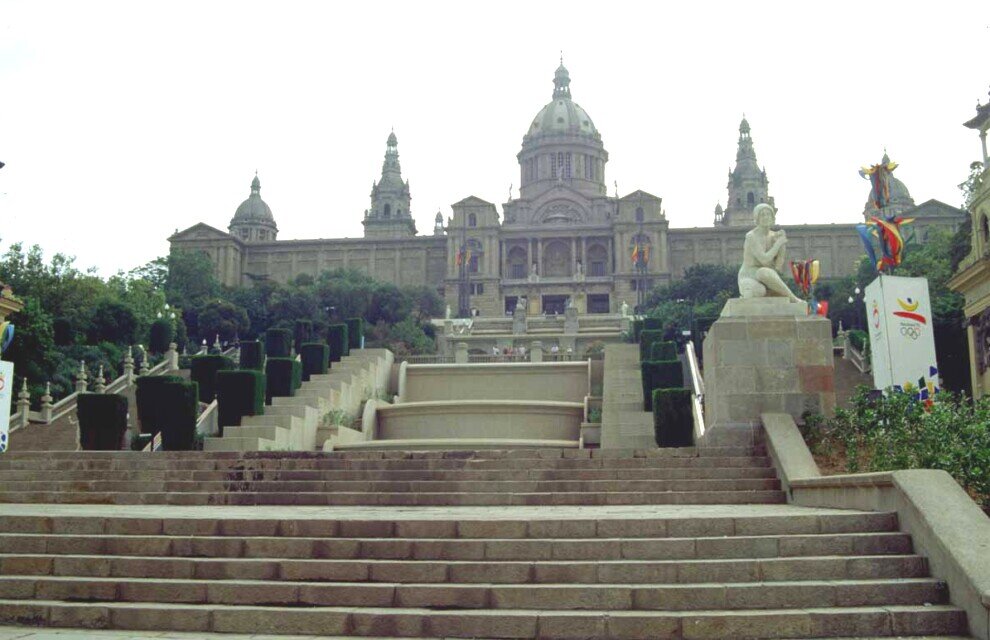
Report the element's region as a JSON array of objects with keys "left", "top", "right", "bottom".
[{"left": 232, "top": 174, "right": 275, "bottom": 223}]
